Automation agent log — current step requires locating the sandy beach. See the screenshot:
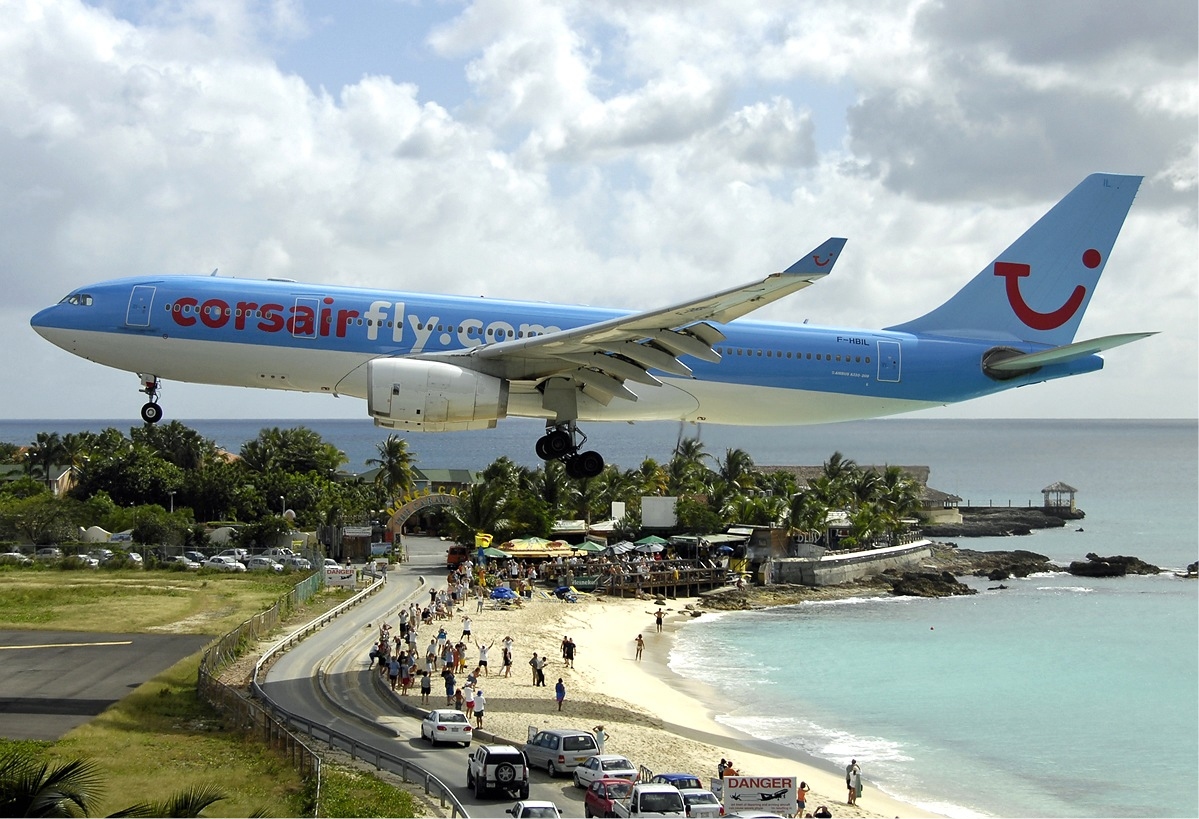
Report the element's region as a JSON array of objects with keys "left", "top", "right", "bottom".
[{"left": 389, "top": 586, "right": 939, "bottom": 818}]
